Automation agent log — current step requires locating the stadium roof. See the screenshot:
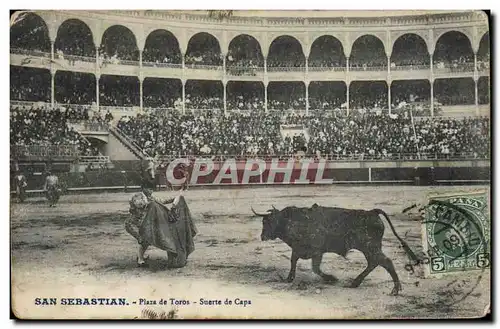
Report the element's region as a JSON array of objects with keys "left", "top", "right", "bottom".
[{"left": 175, "top": 10, "right": 471, "bottom": 18}]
